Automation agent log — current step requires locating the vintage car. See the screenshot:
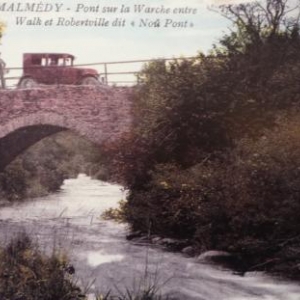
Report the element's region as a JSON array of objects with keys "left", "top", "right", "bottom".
[{"left": 18, "top": 53, "right": 100, "bottom": 88}]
